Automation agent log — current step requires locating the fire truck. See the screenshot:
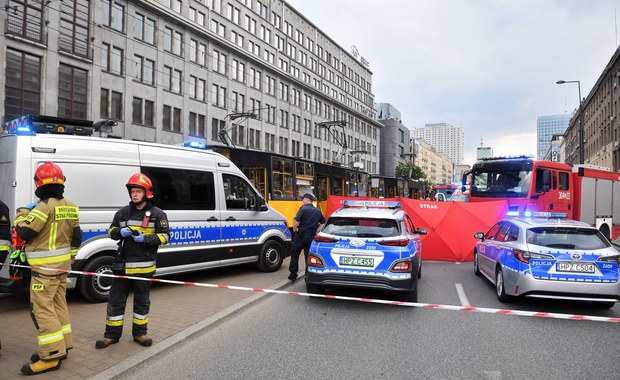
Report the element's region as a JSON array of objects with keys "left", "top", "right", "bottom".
[{"left": 462, "top": 156, "right": 620, "bottom": 240}]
